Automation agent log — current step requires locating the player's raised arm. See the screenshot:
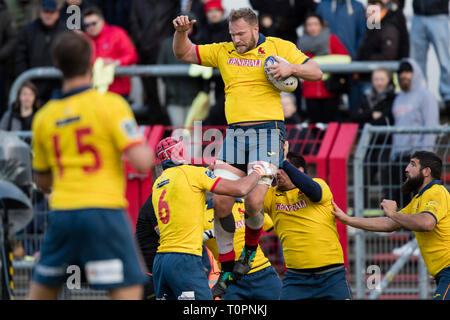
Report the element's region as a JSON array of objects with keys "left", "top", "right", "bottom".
[{"left": 172, "top": 15, "right": 199, "bottom": 64}]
